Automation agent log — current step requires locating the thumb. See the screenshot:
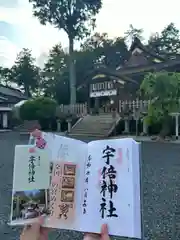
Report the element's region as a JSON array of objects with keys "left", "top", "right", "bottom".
[
  {"left": 31, "top": 222, "right": 41, "bottom": 233},
  {"left": 31, "top": 216, "right": 44, "bottom": 232},
  {"left": 101, "top": 224, "right": 110, "bottom": 240}
]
